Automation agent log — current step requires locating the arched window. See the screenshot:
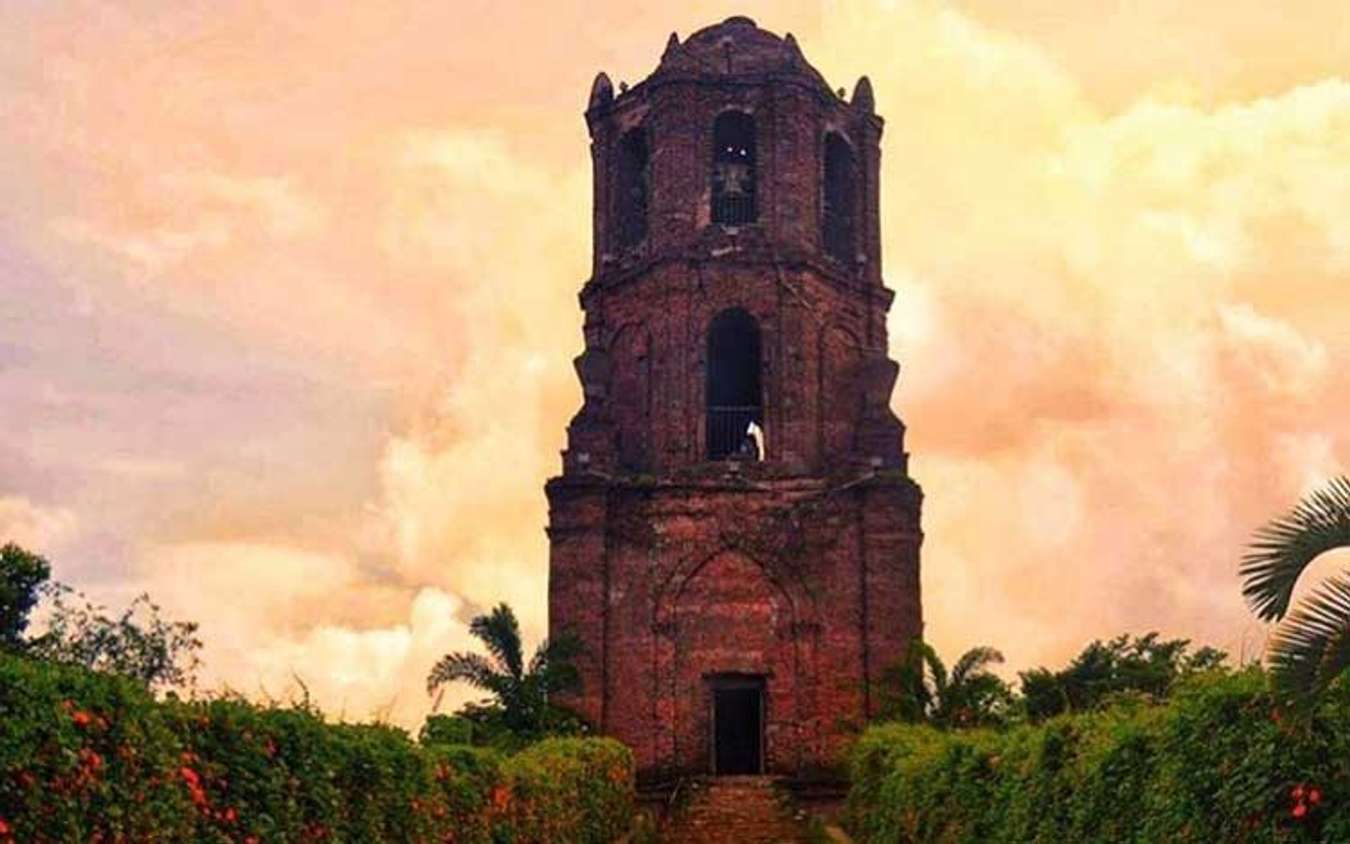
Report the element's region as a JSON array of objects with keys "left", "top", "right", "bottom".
[
  {"left": 615, "top": 128, "right": 649, "bottom": 249},
  {"left": 823, "top": 133, "right": 857, "bottom": 263},
  {"left": 711, "top": 112, "right": 757, "bottom": 225},
  {"left": 706, "top": 308, "right": 763, "bottom": 460}
]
